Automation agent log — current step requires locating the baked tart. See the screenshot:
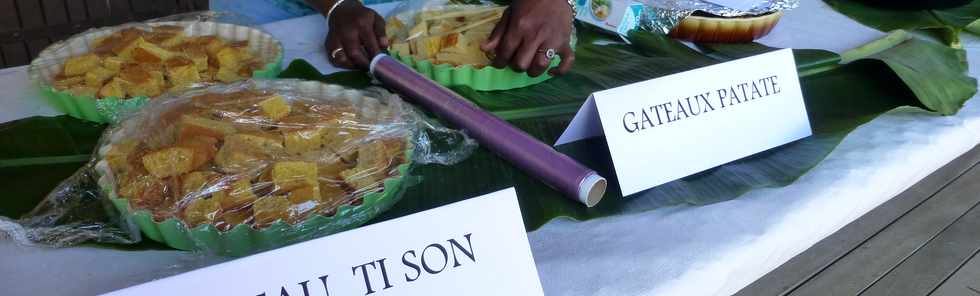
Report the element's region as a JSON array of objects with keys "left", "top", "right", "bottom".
[
  {"left": 95, "top": 80, "right": 415, "bottom": 255},
  {"left": 669, "top": 11, "right": 783, "bottom": 43}
]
